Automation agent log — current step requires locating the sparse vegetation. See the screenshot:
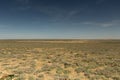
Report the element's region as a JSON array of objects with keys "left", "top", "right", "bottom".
[{"left": 0, "top": 40, "right": 120, "bottom": 80}]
